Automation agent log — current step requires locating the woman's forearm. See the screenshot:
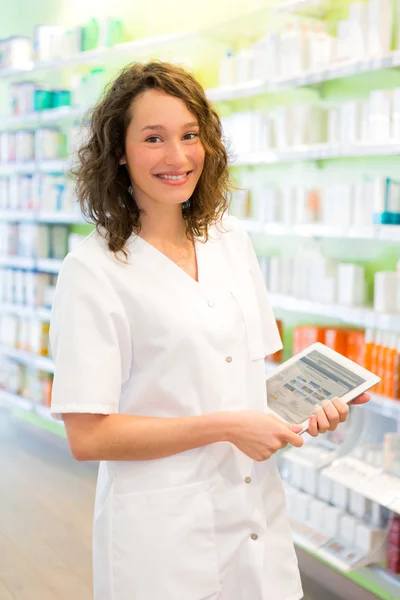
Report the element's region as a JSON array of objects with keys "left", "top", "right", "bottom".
[{"left": 63, "top": 411, "right": 233, "bottom": 461}]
